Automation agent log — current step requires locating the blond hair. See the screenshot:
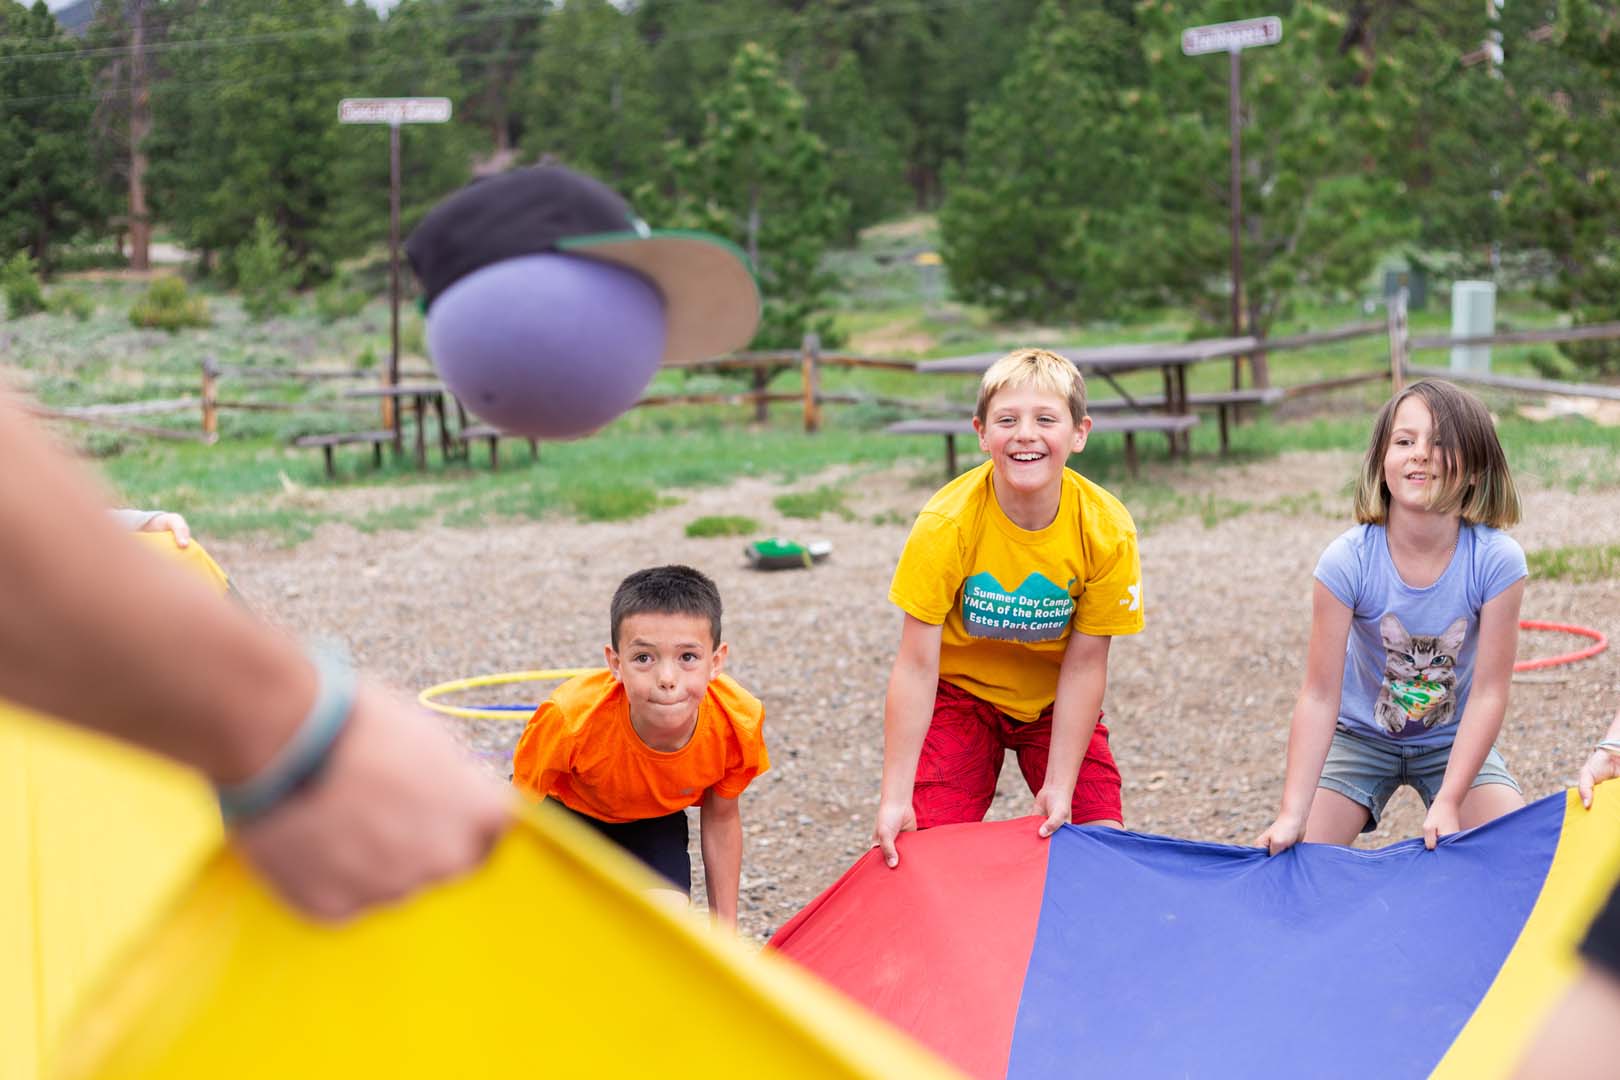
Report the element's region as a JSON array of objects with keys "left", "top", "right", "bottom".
[
  {"left": 1353, "top": 378, "right": 1520, "bottom": 528},
  {"left": 974, "top": 348, "right": 1088, "bottom": 424}
]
